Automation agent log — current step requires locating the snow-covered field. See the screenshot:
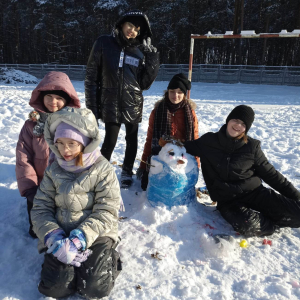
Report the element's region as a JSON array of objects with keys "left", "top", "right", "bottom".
[{"left": 1, "top": 77, "right": 300, "bottom": 300}]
